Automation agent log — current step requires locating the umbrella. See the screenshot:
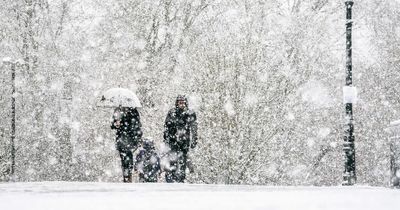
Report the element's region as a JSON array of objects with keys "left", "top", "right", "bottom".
[{"left": 98, "top": 88, "right": 142, "bottom": 108}]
